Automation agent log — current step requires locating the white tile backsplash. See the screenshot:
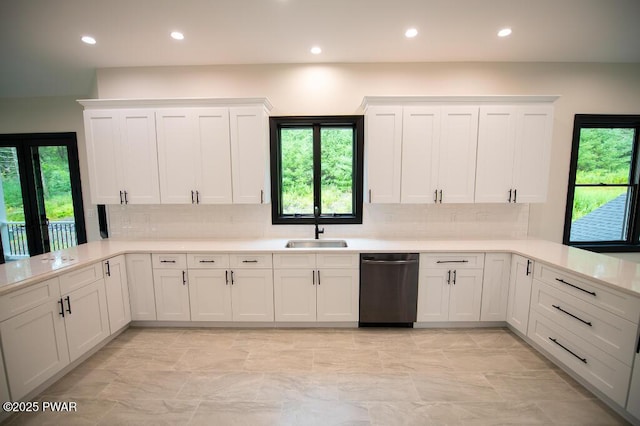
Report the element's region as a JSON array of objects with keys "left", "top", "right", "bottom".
[{"left": 106, "top": 203, "right": 529, "bottom": 240}]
